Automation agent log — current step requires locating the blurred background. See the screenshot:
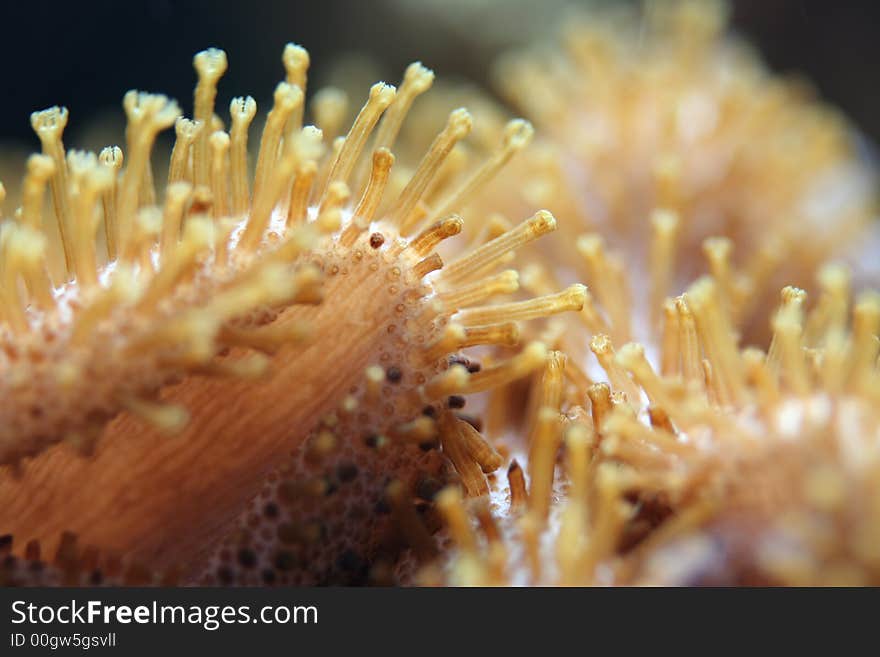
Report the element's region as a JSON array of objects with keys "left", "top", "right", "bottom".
[{"left": 1, "top": 0, "right": 879, "bottom": 148}]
